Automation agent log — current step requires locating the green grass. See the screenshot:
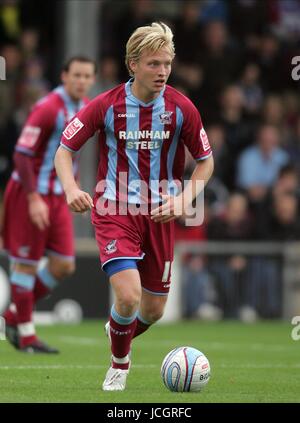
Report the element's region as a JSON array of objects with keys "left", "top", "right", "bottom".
[{"left": 0, "top": 320, "right": 299, "bottom": 403}]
